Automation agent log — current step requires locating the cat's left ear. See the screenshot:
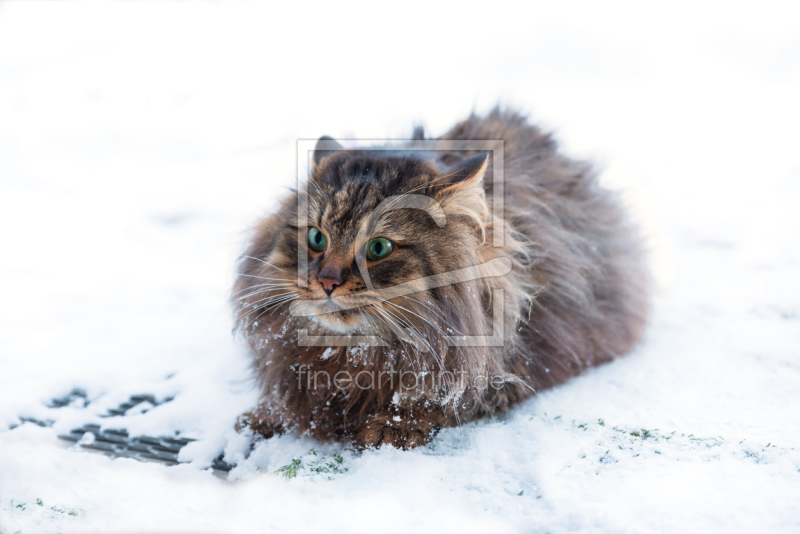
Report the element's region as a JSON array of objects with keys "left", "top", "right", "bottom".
[
  {"left": 313, "top": 136, "right": 344, "bottom": 168},
  {"left": 434, "top": 152, "right": 490, "bottom": 238},
  {"left": 438, "top": 152, "right": 489, "bottom": 192}
]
